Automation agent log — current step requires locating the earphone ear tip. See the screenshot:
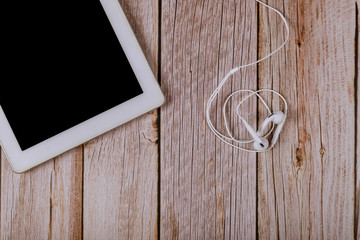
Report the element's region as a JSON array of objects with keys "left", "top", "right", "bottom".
[
  {"left": 273, "top": 111, "right": 285, "bottom": 124},
  {"left": 253, "top": 138, "right": 269, "bottom": 151}
]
